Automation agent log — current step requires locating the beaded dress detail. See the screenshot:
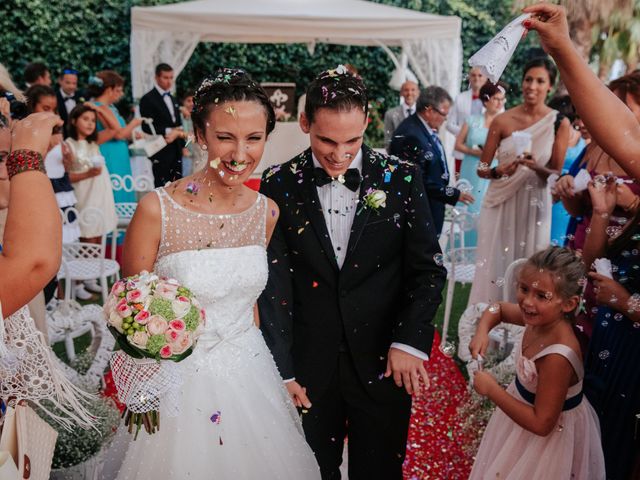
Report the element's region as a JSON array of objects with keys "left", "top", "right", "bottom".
[{"left": 116, "top": 187, "right": 320, "bottom": 479}]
